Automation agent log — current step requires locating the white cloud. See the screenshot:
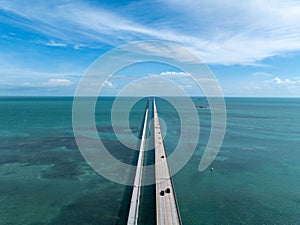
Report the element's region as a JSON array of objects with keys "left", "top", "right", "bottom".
[
  {"left": 45, "top": 40, "right": 67, "bottom": 47},
  {"left": 220, "top": 73, "right": 300, "bottom": 97},
  {"left": 270, "top": 76, "right": 300, "bottom": 85},
  {"left": 272, "top": 77, "right": 284, "bottom": 84},
  {"left": 44, "top": 78, "right": 73, "bottom": 87},
  {"left": 252, "top": 72, "right": 273, "bottom": 77},
  {"left": 2, "top": 0, "right": 300, "bottom": 65},
  {"left": 121, "top": 41, "right": 201, "bottom": 63},
  {"left": 158, "top": 71, "right": 216, "bottom": 83},
  {"left": 0, "top": 66, "right": 80, "bottom": 80},
  {"left": 103, "top": 80, "right": 115, "bottom": 88},
  {"left": 160, "top": 71, "right": 190, "bottom": 76},
  {"left": 13, "top": 78, "right": 73, "bottom": 88}
]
